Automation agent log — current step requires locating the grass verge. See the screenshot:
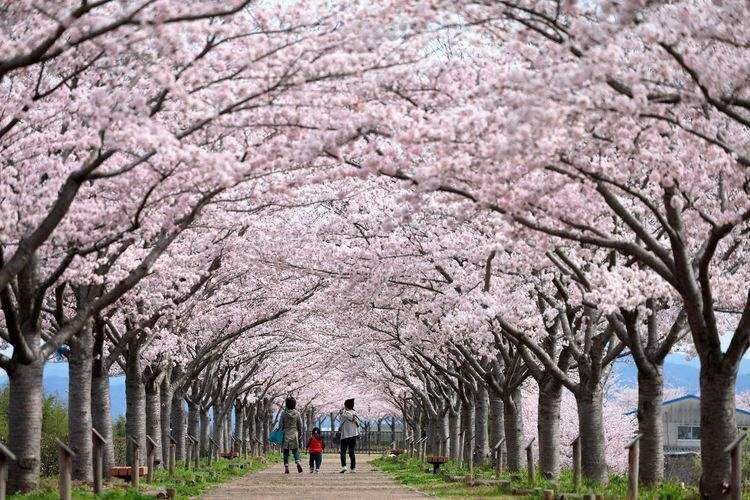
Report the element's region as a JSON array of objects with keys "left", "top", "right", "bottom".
[
  {"left": 372, "top": 455, "right": 701, "bottom": 499},
  {"left": 9, "top": 453, "right": 283, "bottom": 499}
]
